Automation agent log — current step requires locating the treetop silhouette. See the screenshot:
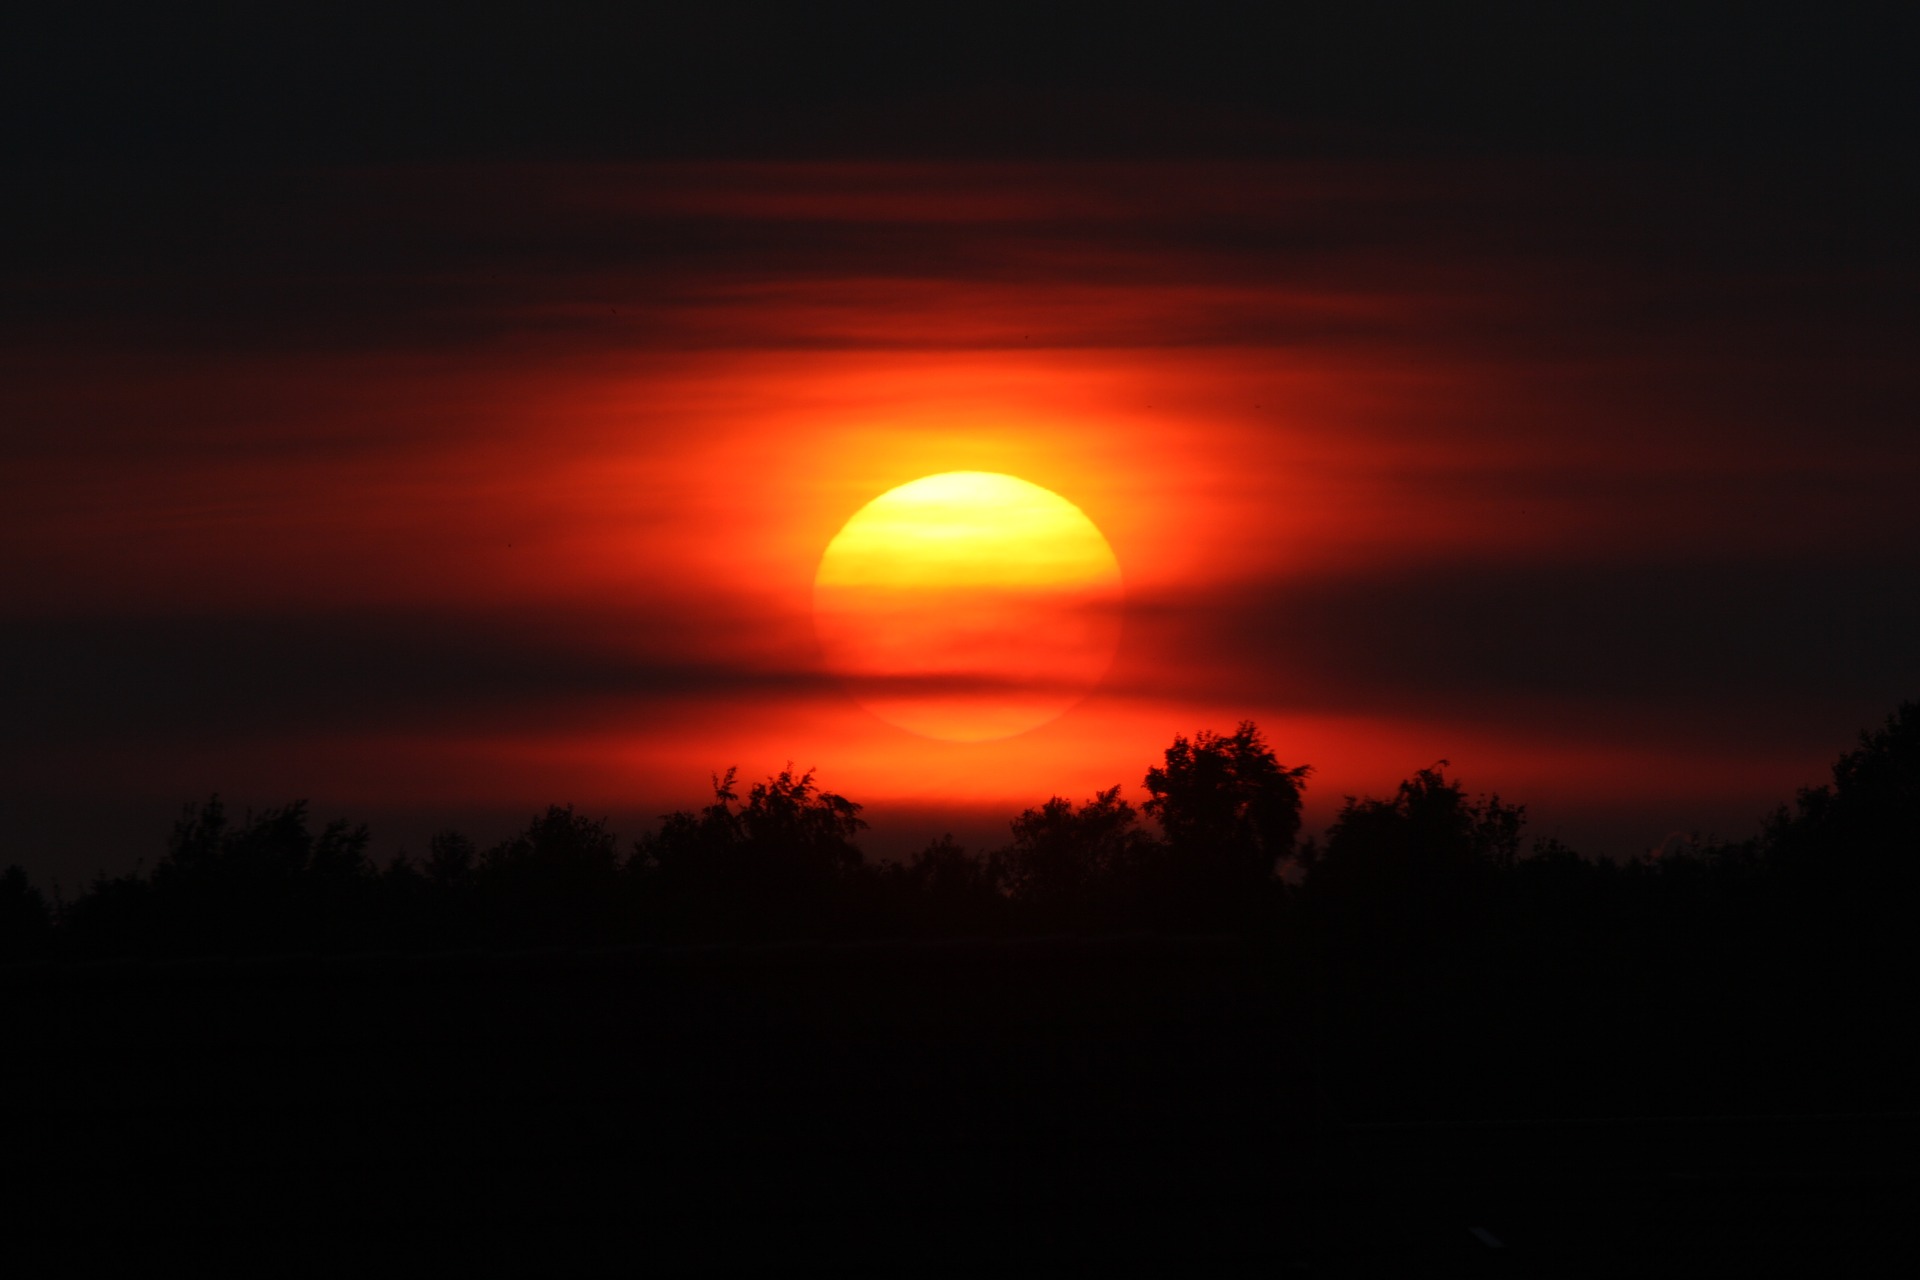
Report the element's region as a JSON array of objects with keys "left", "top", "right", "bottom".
[
  {"left": 634, "top": 765, "right": 866, "bottom": 917},
  {"left": 4, "top": 702, "right": 1917, "bottom": 959},
  {"left": 994, "top": 785, "right": 1151, "bottom": 917},
  {"left": 1305, "top": 762, "right": 1524, "bottom": 914},
  {"left": 1144, "top": 721, "right": 1310, "bottom": 886},
  {"left": 1763, "top": 700, "right": 1920, "bottom": 913}
]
